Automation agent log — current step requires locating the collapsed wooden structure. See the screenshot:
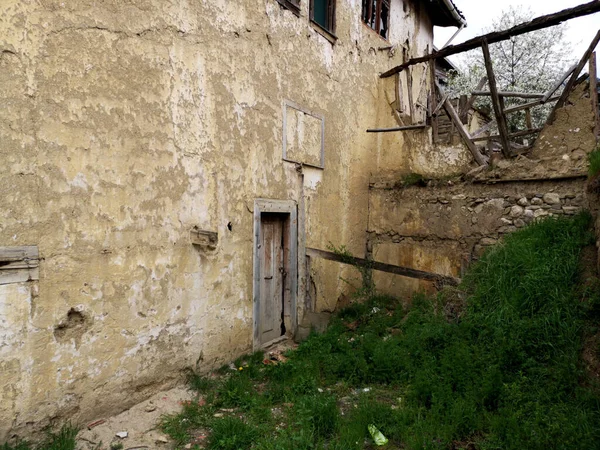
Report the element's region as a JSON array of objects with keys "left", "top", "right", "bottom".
[{"left": 372, "top": 1, "right": 600, "bottom": 166}]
